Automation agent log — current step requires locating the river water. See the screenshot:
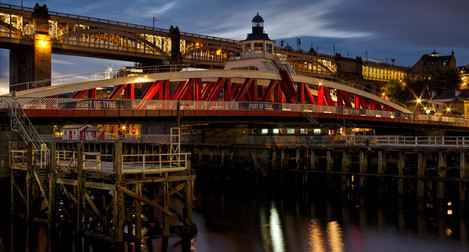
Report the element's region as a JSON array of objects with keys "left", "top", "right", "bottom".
[{"left": 2, "top": 181, "right": 469, "bottom": 252}]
